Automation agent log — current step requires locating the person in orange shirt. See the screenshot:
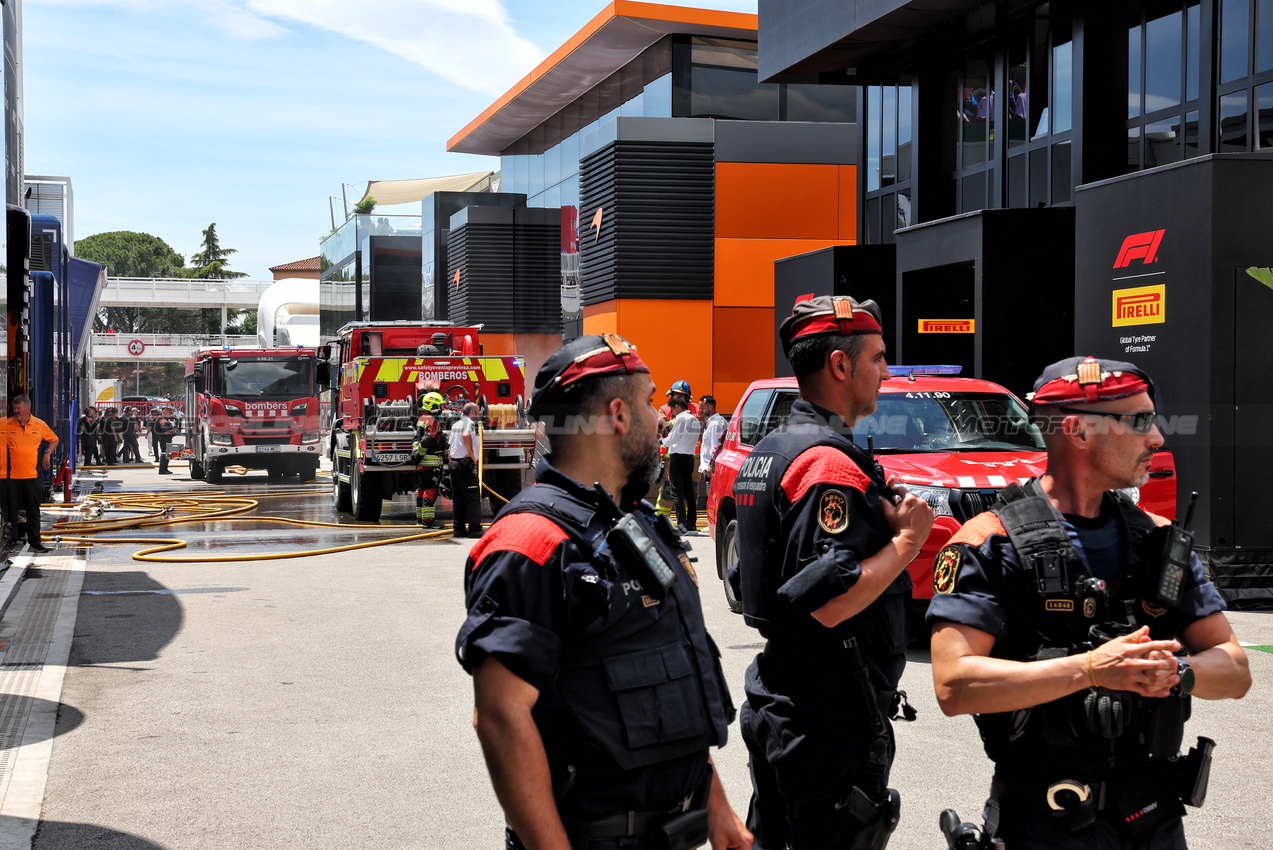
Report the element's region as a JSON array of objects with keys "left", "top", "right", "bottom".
[{"left": 1, "top": 394, "right": 58, "bottom": 552}]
